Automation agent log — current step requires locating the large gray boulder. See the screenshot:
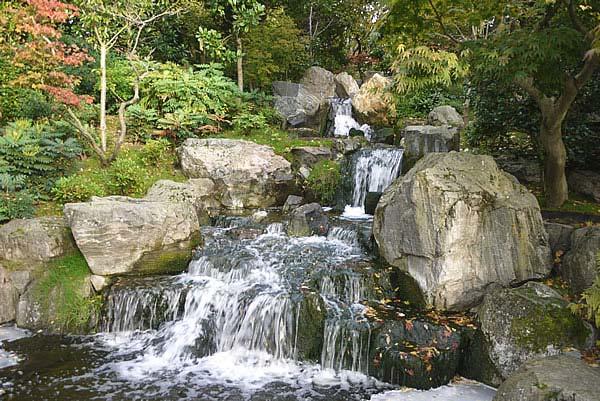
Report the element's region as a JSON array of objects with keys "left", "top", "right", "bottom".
[
  {"left": 544, "top": 222, "right": 574, "bottom": 255},
  {"left": 494, "top": 355, "right": 600, "bottom": 401},
  {"left": 273, "top": 86, "right": 324, "bottom": 128},
  {"left": 495, "top": 156, "right": 542, "bottom": 185},
  {"left": 402, "top": 125, "right": 460, "bottom": 172},
  {"left": 64, "top": 197, "right": 201, "bottom": 276},
  {"left": 178, "top": 138, "right": 294, "bottom": 209},
  {"left": 474, "top": 282, "right": 591, "bottom": 385},
  {"left": 0, "top": 217, "right": 74, "bottom": 263},
  {"left": 353, "top": 74, "right": 395, "bottom": 126},
  {"left": 561, "top": 226, "right": 600, "bottom": 294},
  {"left": 334, "top": 72, "right": 360, "bottom": 98},
  {"left": 568, "top": 170, "right": 600, "bottom": 202},
  {"left": 427, "top": 105, "right": 464, "bottom": 128},
  {"left": 373, "top": 153, "right": 552, "bottom": 310},
  {"left": 145, "top": 178, "right": 219, "bottom": 222},
  {"left": 301, "top": 66, "right": 336, "bottom": 100}
]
